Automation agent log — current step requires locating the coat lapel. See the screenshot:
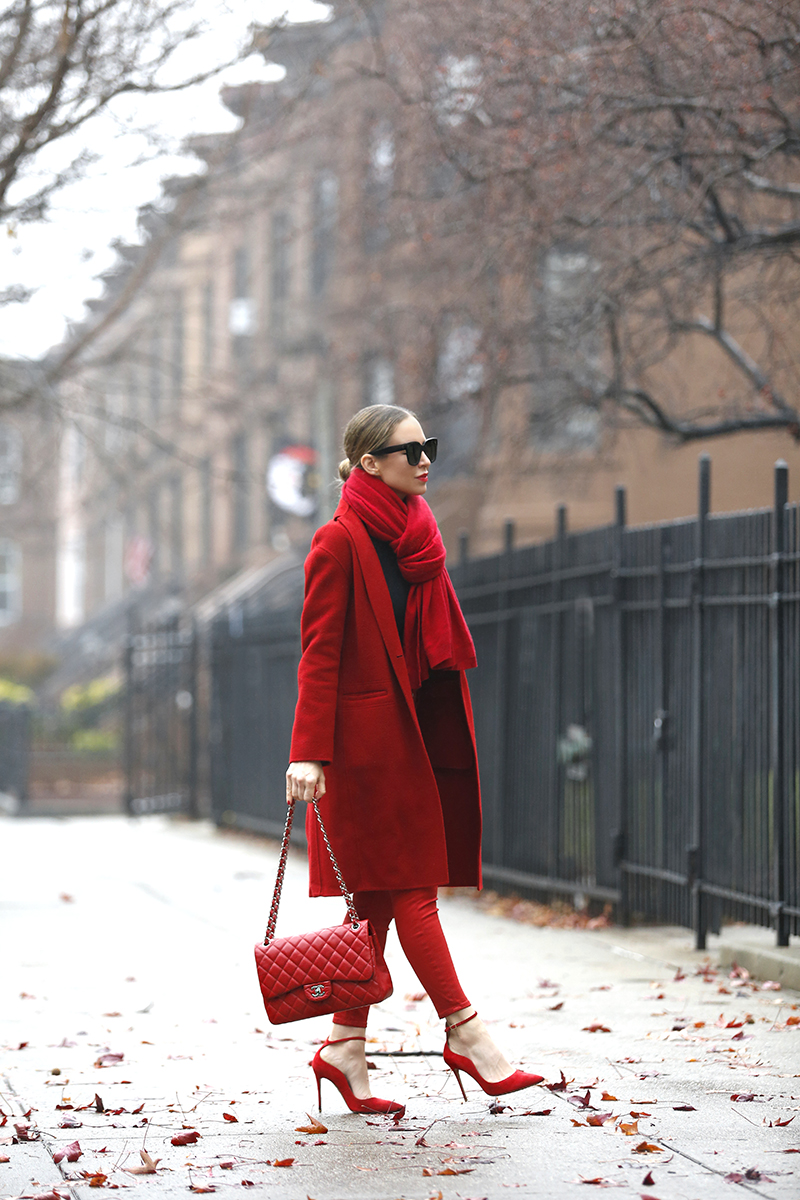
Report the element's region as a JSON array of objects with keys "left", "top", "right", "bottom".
[{"left": 335, "top": 500, "right": 416, "bottom": 711}]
